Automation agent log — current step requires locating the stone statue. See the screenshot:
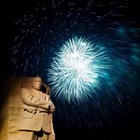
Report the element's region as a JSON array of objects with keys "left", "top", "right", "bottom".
[
  {"left": 0, "top": 76, "right": 55, "bottom": 140},
  {"left": 18, "top": 76, "right": 55, "bottom": 140}
]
